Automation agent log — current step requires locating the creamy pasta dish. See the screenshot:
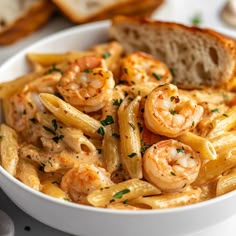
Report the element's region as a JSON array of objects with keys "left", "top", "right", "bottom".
[{"left": 1, "top": 41, "right": 236, "bottom": 210}]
